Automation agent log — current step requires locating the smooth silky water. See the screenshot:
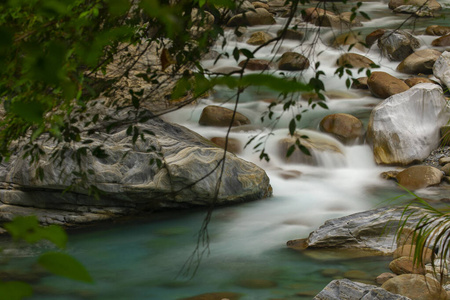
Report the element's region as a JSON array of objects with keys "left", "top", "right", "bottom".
[{"left": 2, "top": 2, "right": 450, "bottom": 299}]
